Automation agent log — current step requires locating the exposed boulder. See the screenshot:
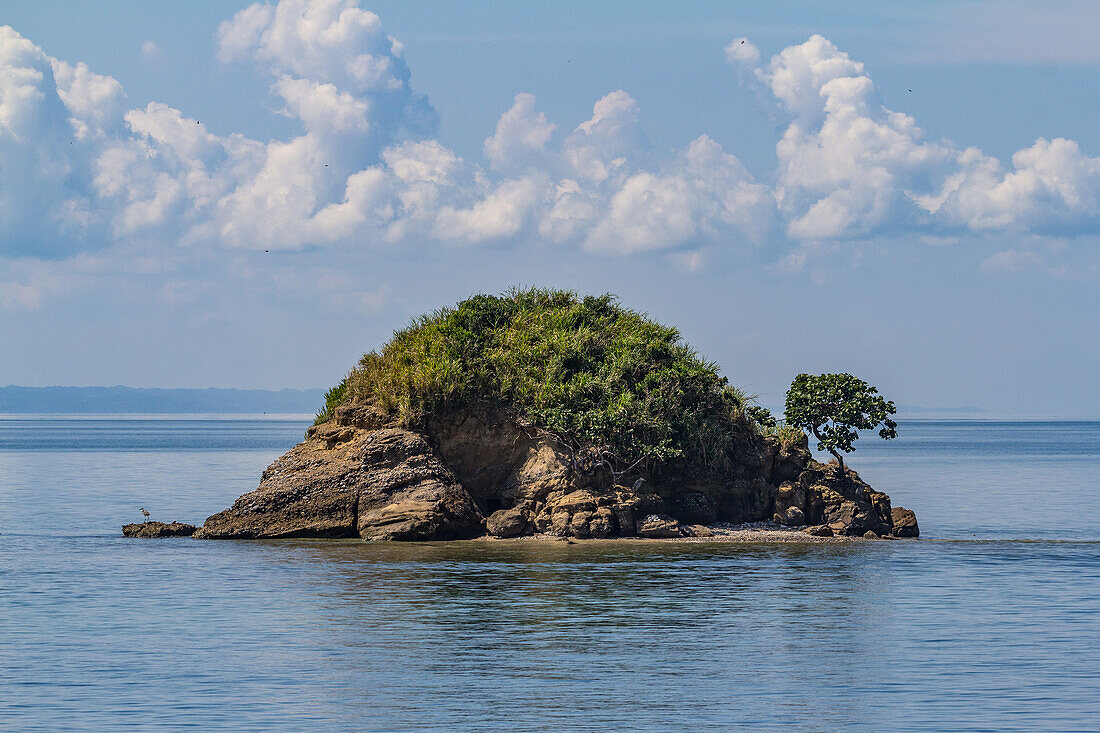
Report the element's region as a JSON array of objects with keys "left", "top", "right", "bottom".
[
  {"left": 780, "top": 506, "right": 806, "bottom": 526},
  {"left": 123, "top": 521, "right": 197, "bottom": 538},
  {"left": 773, "top": 479, "right": 808, "bottom": 523},
  {"left": 550, "top": 489, "right": 599, "bottom": 514},
  {"left": 682, "top": 524, "right": 715, "bottom": 537},
  {"left": 637, "top": 513, "right": 681, "bottom": 538},
  {"left": 823, "top": 500, "right": 860, "bottom": 534},
  {"left": 486, "top": 506, "right": 530, "bottom": 538},
  {"left": 609, "top": 506, "right": 634, "bottom": 536},
  {"left": 890, "top": 507, "right": 920, "bottom": 537},
  {"left": 803, "top": 524, "right": 833, "bottom": 537}
]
